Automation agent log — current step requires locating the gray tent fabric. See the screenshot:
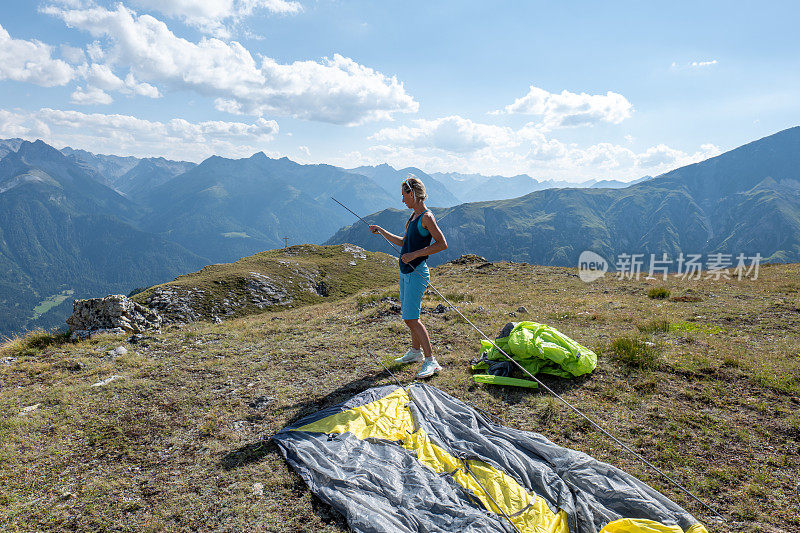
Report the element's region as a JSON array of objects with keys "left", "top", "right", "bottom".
[{"left": 272, "top": 383, "right": 706, "bottom": 533}]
